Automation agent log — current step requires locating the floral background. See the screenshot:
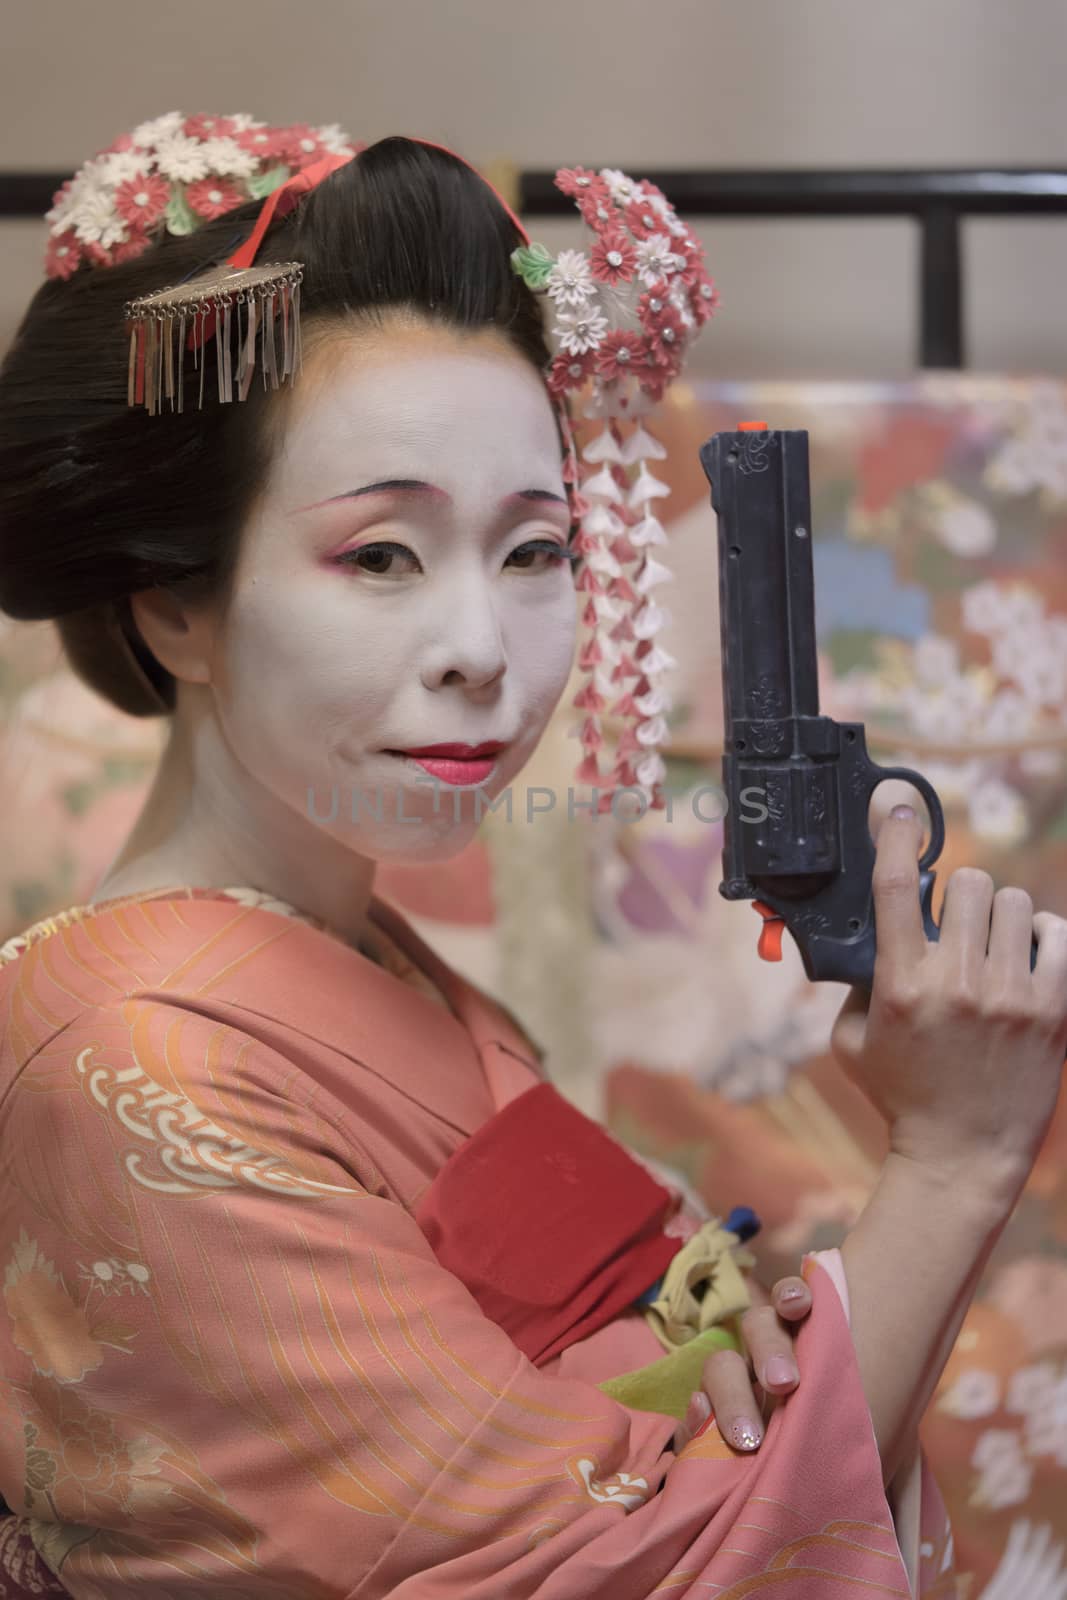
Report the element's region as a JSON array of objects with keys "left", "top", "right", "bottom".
[{"left": 3, "top": 374, "right": 1067, "bottom": 1596}]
